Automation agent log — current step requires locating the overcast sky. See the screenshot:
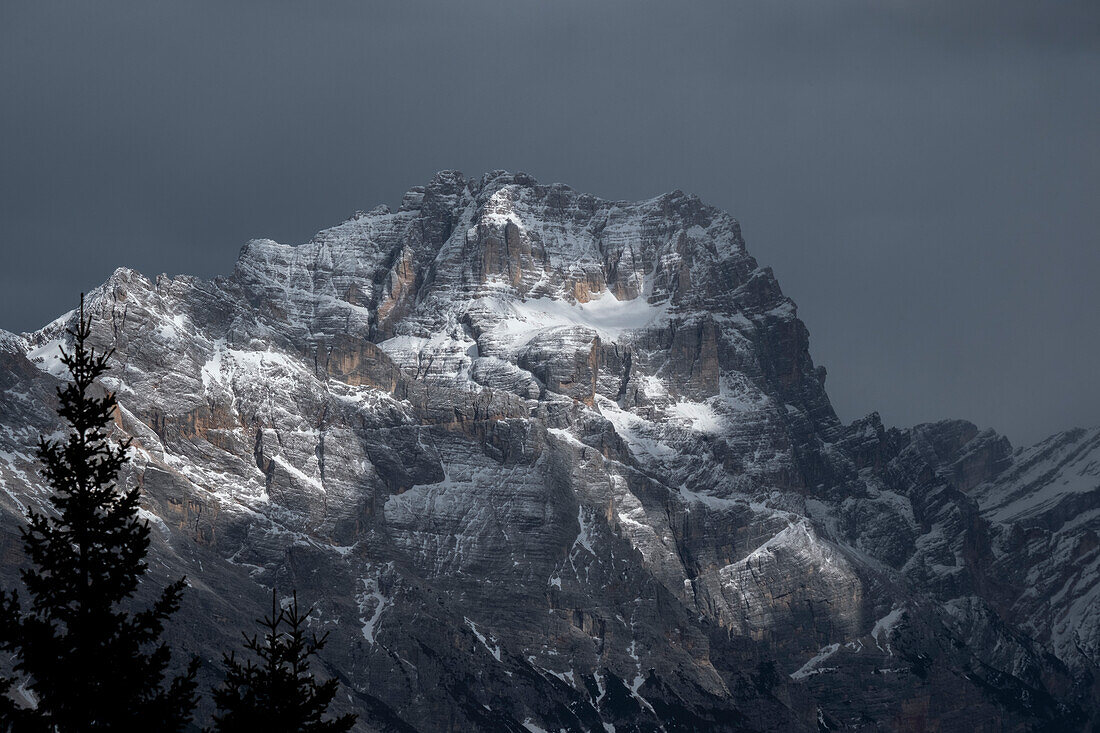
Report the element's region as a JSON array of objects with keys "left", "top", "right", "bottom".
[{"left": 1, "top": 1, "right": 1097, "bottom": 446}]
